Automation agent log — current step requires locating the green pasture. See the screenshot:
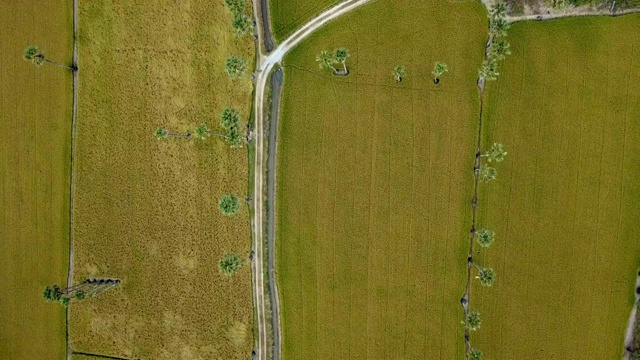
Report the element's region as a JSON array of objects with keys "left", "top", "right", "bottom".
[
  {"left": 276, "top": 0, "right": 487, "bottom": 358},
  {"left": 0, "top": 1, "right": 72, "bottom": 359},
  {"left": 270, "top": 0, "right": 338, "bottom": 42},
  {"left": 476, "top": 14, "right": 640, "bottom": 359}
]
